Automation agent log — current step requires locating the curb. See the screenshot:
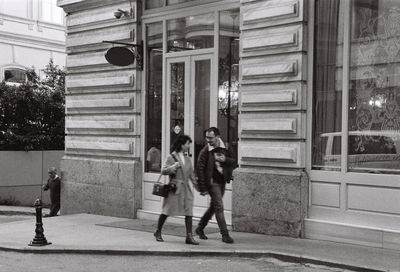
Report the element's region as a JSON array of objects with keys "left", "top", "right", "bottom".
[
  {"left": 0, "top": 246, "right": 384, "bottom": 272},
  {"left": 0, "top": 211, "right": 35, "bottom": 216}
]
